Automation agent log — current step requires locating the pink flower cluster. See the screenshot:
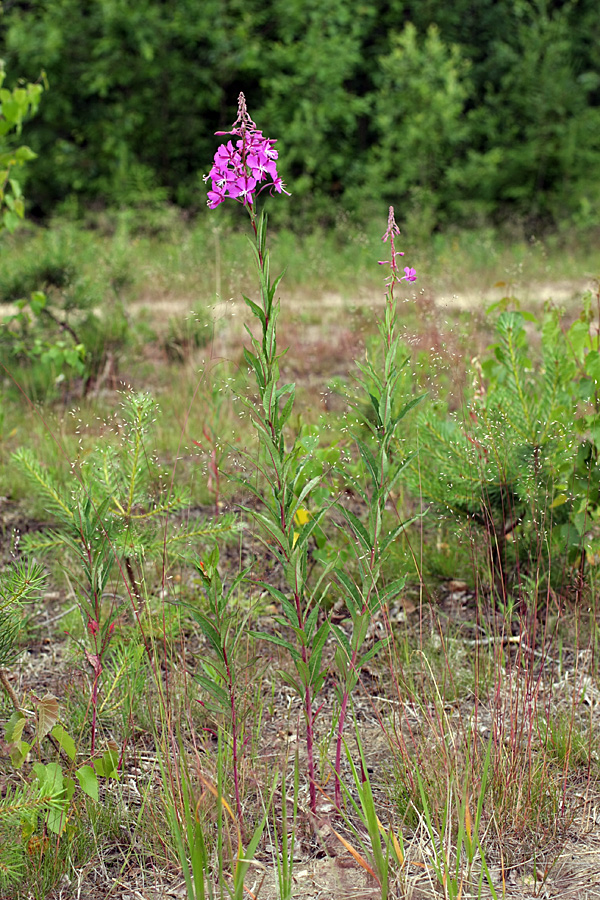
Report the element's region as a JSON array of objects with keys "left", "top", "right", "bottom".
[
  {"left": 206, "top": 93, "right": 288, "bottom": 209},
  {"left": 379, "top": 206, "right": 417, "bottom": 284}
]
